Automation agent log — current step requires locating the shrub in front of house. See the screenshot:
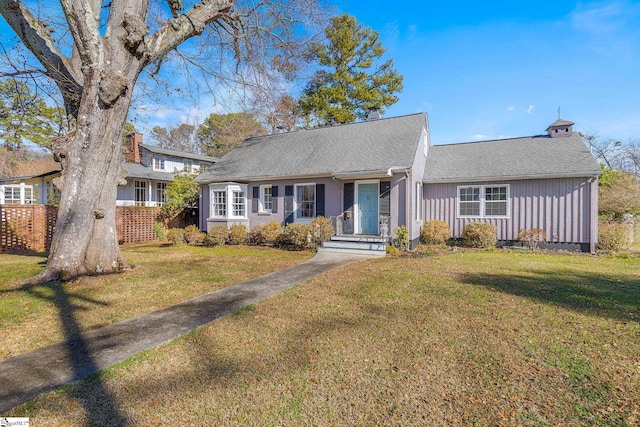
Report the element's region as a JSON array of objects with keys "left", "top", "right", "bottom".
[
  {"left": 204, "top": 226, "right": 228, "bottom": 246},
  {"left": 184, "top": 225, "right": 205, "bottom": 246},
  {"left": 462, "top": 222, "right": 497, "bottom": 248},
  {"left": 517, "top": 228, "right": 547, "bottom": 250},
  {"left": 278, "top": 222, "right": 312, "bottom": 250},
  {"left": 420, "top": 220, "right": 450, "bottom": 245},
  {"left": 597, "top": 222, "right": 630, "bottom": 251},
  {"left": 167, "top": 228, "right": 185, "bottom": 245},
  {"left": 392, "top": 225, "right": 410, "bottom": 252},
  {"left": 228, "top": 224, "right": 248, "bottom": 245},
  {"left": 255, "top": 221, "right": 283, "bottom": 246},
  {"left": 310, "top": 216, "right": 335, "bottom": 246}
]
